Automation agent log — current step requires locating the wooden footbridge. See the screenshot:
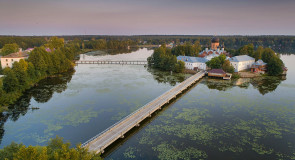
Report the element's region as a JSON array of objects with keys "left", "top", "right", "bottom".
[
  {"left": 75, "top": 60, "right": 147, "bottom": 65},
  {"left": 82, "top": 70, "right": 206, "bottom": 153}
]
